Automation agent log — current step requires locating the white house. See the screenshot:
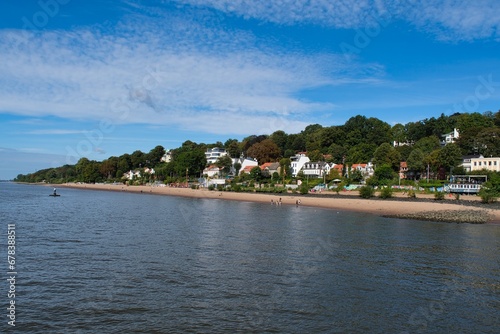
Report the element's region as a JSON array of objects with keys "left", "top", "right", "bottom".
[
  {"left": 205, "top": 147, "right": 228, "bottom": 164},
  {"left": 301, "top": 161, "right": 333, "bottom": 178},
  {"left": 161, "top": 150, "right": 172, "bottom": 163},
  {"left": 460, "top": 154, "right": 483, "bottom": 172},
  {"left": 347, "top": 163, "right": 375, "bottom": 178},
  {"left": 123, "top": 170, "right": 141, "bottom": 180},
  {"left": 231, "top": 157, "right": 258, "bottom": 175},
  {"left": 441, "top": 128, "right": 459, "bottom": 146},
  {"left": 470, "top": 157, "right": 500, "bottom": 172},
  {"left": 203, "top": 165, "right": 221, "bottom": 178},
  {"left": 290, "top": 152, "right": 310, "bottom": 177}
]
